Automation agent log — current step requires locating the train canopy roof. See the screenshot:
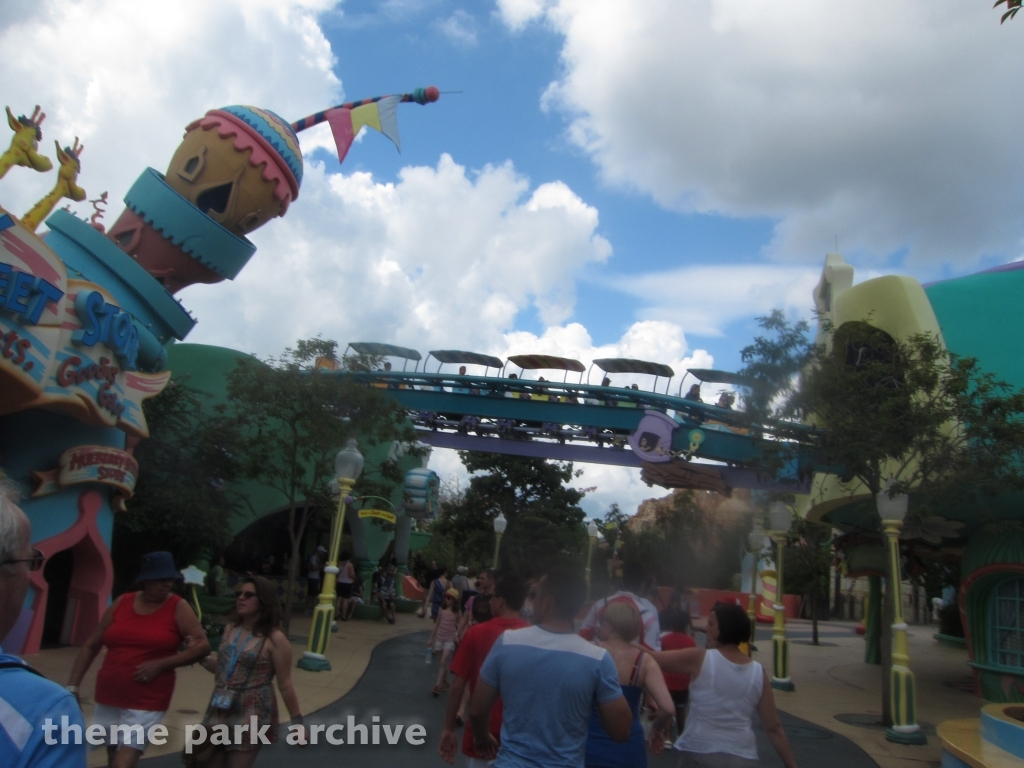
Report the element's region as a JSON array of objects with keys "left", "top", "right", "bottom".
[
  {"left": 346, "top": 342, "right": 422, "bottom": 361},
  {"left": 592, "top": 358, "right": 675, "bottom": 378},
  {"left": 427, "top": 350, "right": 504, "bottom": 369},
  {"left": 507, "top": 354, "right": 586, "bottom": 373},
  {"left": 687, "top": 368, "right": 753, "bottom": 386}
]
